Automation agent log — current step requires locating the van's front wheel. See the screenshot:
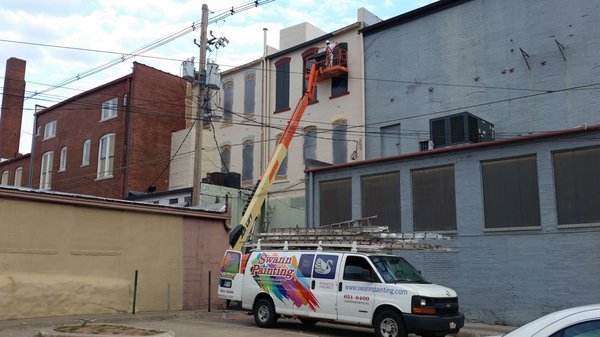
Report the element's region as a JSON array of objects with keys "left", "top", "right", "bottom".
[
  {"left": 374, "top": 310, "right": 406, "bottom": 337},
  {"left": 253, "top": 297, "right": 278, "bottom": 328}
]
